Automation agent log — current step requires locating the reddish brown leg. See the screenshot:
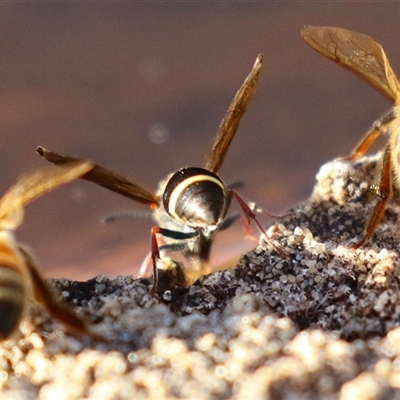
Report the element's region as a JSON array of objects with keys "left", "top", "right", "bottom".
[
  {"left": 148, "top": 227, "right": 198, "bottom": 293},
  {"left": 343, "top": 110, "right": 395, "bottom": 162},
  {"left": 138, "top": 252, "right": 153, "bottom": 278},
  {"left": 229, "top": 190, "right": 288, "bottom": 258},
  {"left": 352, "top": 145, "right": 393, "bottom": 249},
  {"left": 261, "top": 209, "right": 292, "bottom": 220},
  {"left": 150, "top": 227, "right": 162, "bottom": 294},
  {"left": 344, "top": 126, "right": 382, "bottom": 162},
  {"left": 248, "top": 202, "right": 292, "bottom": 220},
  {"left": 139, "top": 230, "right": 168, "bottom": 278},
  {"left": 237, "top": 214, "right": 257, "bottom": 240}
]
